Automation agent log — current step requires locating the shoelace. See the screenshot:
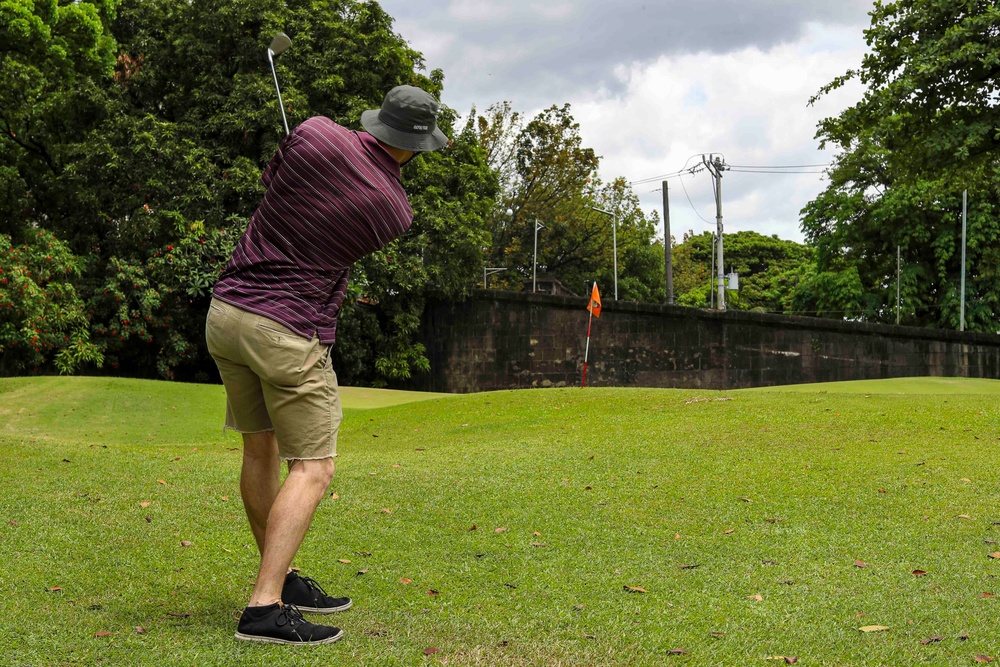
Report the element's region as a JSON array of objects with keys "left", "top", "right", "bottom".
[
  {"left": 275, "top": 604, "right": 306, "bottom": 629},
  {"left": 298, "top": 574, "right": 331, "bottom": 599}
]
